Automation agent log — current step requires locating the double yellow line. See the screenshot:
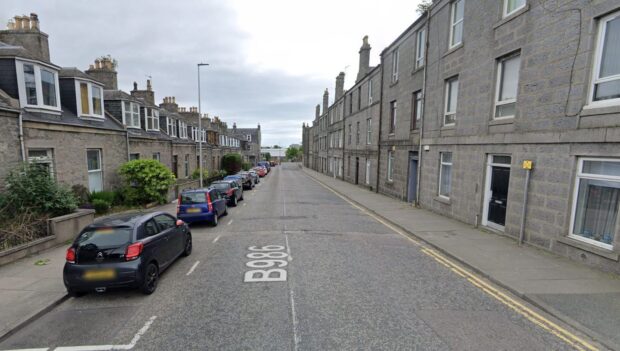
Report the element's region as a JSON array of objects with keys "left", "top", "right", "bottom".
[{"left": 308, "top": 173, "right": 600, "bottom": 351}]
